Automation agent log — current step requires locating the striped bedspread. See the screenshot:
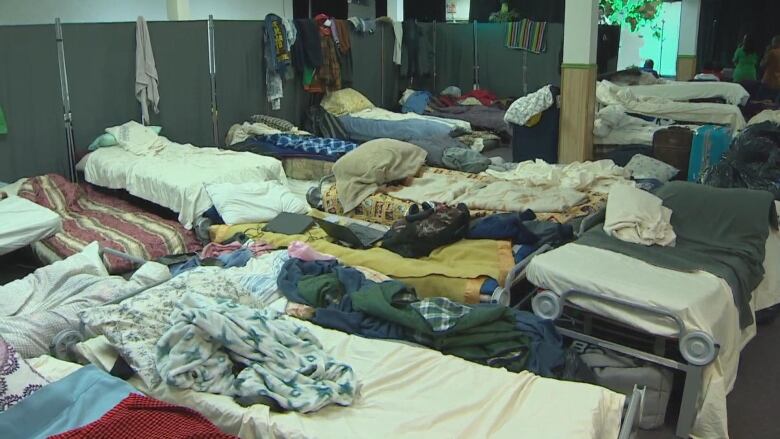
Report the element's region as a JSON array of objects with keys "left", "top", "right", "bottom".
[
  {"left": 19, "top": 174, "right": 201, "bottom": 273},
  {"left": 506, "top": 19, "right": 547, "bottom": 53}
]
